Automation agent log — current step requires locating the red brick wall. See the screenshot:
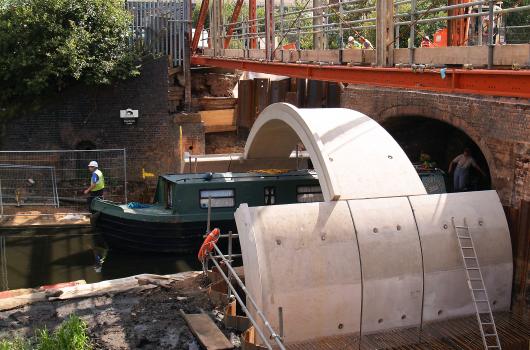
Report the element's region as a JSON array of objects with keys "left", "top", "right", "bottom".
[
  {"left": 0, "top": 57, "right": 179, "bottom": 187},
  {"left": 341, "top": 85, "right": 530, "bottom": 208}
]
